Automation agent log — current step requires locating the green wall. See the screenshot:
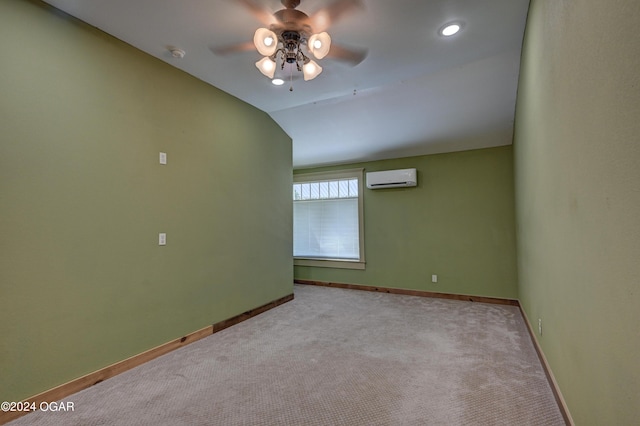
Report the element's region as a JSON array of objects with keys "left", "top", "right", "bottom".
[
  {"left": 0, "top": 0, "right": 292, "bottom": 402},
  {"left": 295, "top": 146, "right": 518, "bottom": 299},
  {"left": 514, "top": 0, "right": 640, "bottom": 424}
]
